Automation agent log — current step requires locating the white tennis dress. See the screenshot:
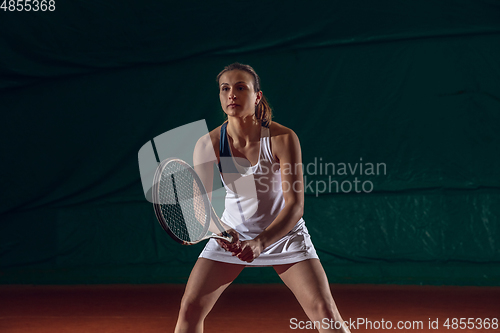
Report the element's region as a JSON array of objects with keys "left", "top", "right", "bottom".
[{"left": 199, "top": 123, "right": 318, "bottom": 266}]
